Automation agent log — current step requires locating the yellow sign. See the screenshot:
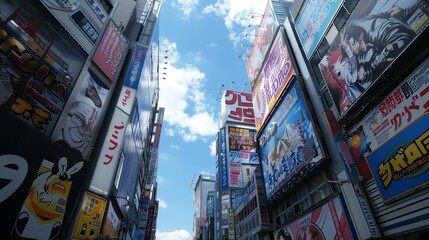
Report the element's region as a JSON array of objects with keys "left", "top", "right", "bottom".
[{"left": 72, "top": 192, "right": 107, "bottom": 239}]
